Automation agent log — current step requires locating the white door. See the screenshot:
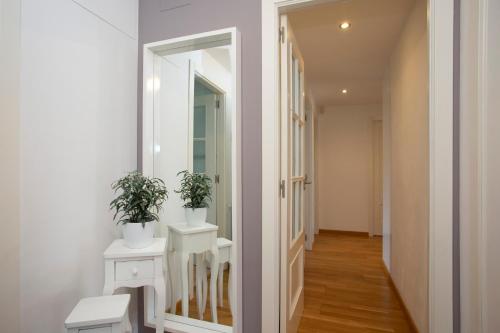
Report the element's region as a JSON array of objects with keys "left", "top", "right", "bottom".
[
  {"left": 280, "top": 14, "right": 305, "bottom": 333},
  {"left": 372, "top": 120, "right": 383, "bottom": 236},
  {"left": 193, "top": 92, "right": 218, "bottom": 225}
]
